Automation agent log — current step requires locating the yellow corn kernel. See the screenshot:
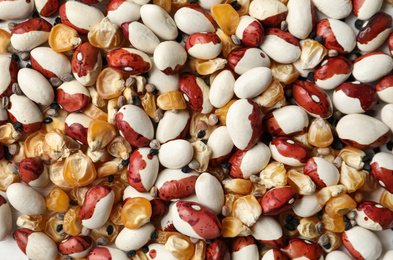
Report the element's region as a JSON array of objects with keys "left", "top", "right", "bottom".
[
  {"left": 121, "top": 197, "right": 152, "bottom": 229},
  {"left": 63, "top": 206, "right": 82, "bottom": 236},
  {"left": 107, "top": 136, "right": 132, "bottom": 160},
  {"left": 165, "top": 234, "right": 195, "bottom": 260},
  {"left": 82, "top": 103, "right": 108, "bottom": 121},
  {"left": 0, "top": 29, "right": 11, "bottom": 54},
  {"left": 157, "top": 91, "right": 187, "bottom": 110},
  {"left": 211, "top": 4, "right": 240, "bottom": 35},
  {"left": 45, "top": 187, "right": 70, "bottom": 213},
  {"left": 44, "top": 213, "right": 66, "bottom": 243},
  {"left": 222, "top": 179, "right": 253, "bottom": 195},
  {"left": 96, "top": 67, "right": 125, "bottom": 99},
  {"left": 63, "top": 151, "right": 97, "bottom": 187},
  {"left": 88, "top": 17, "right": 123, "bottom": 50},
  {"left": 87, "top": 120, "right": 117, "bottom": 152},
  {"left": 307, "top": 118, "right": 334, "bottom": 148},
  {"left": 222, "top": 217, "right": 251, "bottom": 237},
  {"left": 49, "top": 24, "right": 81, "bottom": 52}
]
